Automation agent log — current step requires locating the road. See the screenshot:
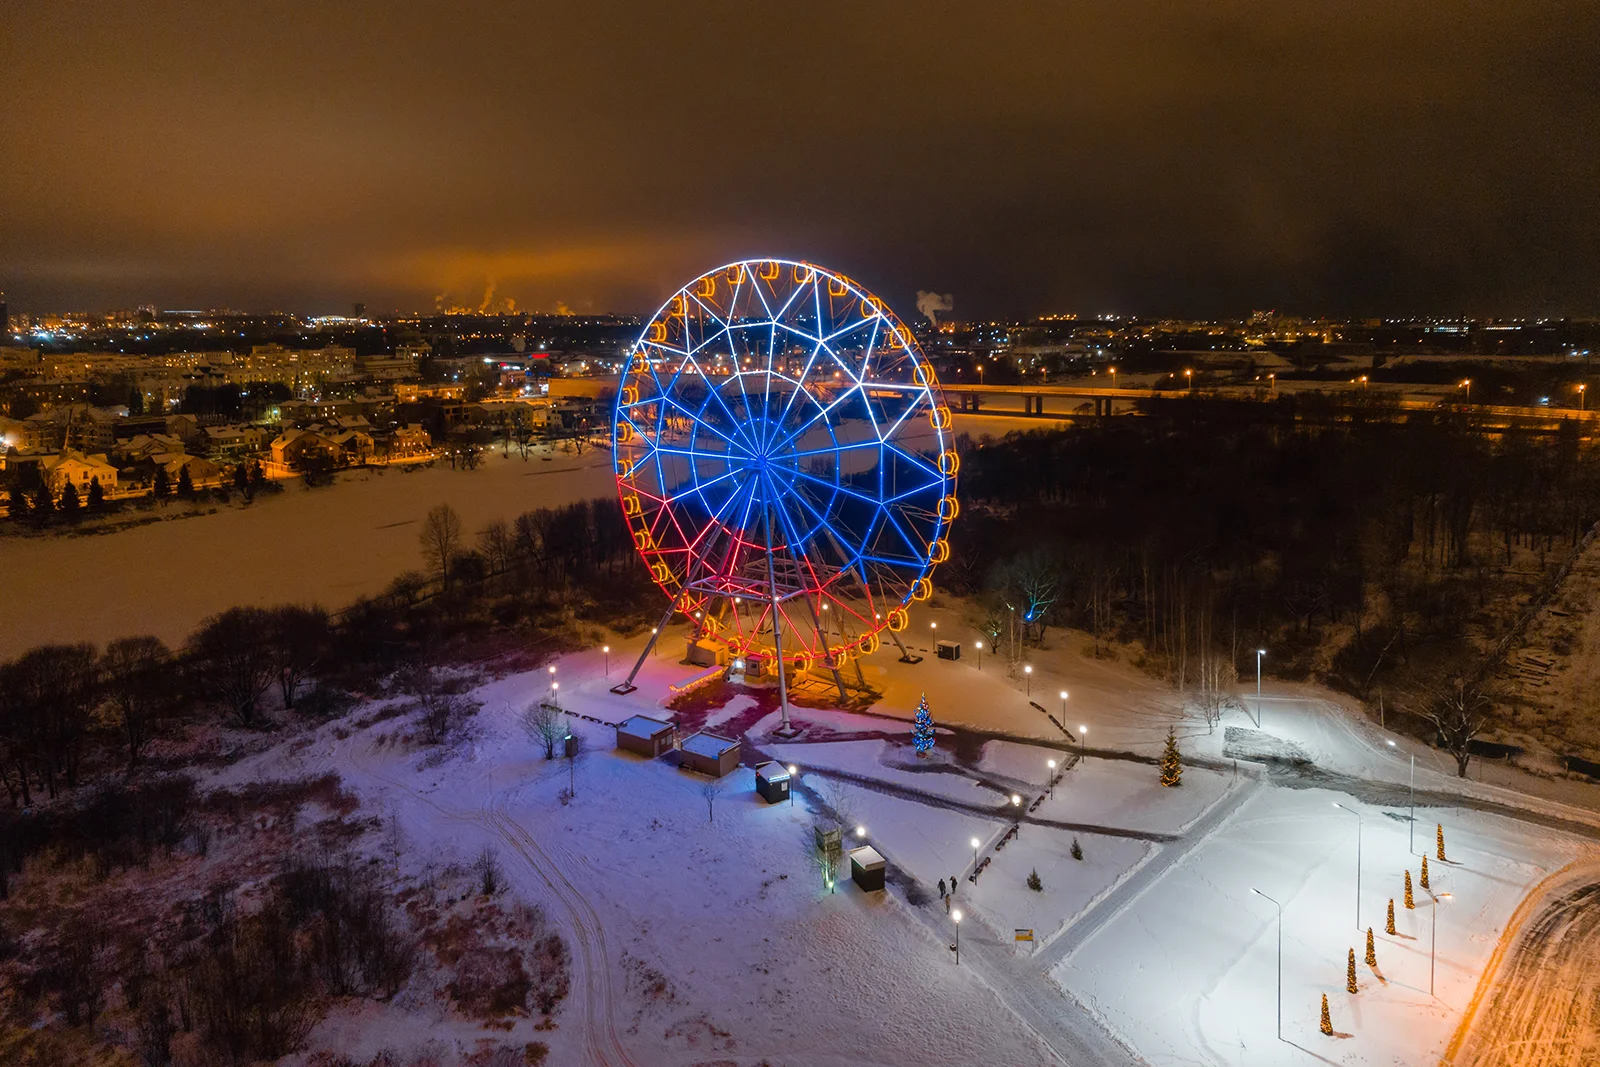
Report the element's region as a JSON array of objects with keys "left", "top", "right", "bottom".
[{"left": 1445, "top": 862, "right": 1600, "bottom": 1067}]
